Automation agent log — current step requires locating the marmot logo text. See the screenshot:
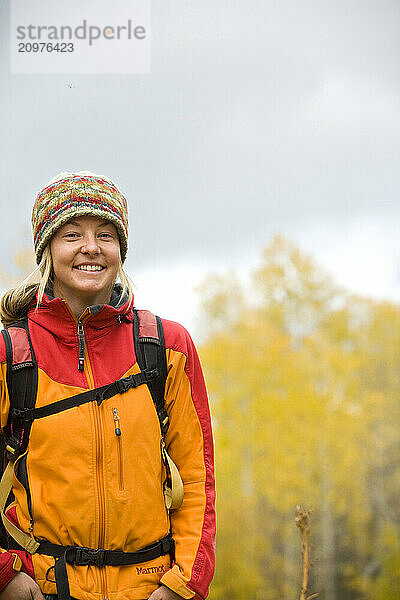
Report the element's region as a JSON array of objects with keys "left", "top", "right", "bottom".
[{"left": 136, "top": 565, "right": 166, "bottom": 575}]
